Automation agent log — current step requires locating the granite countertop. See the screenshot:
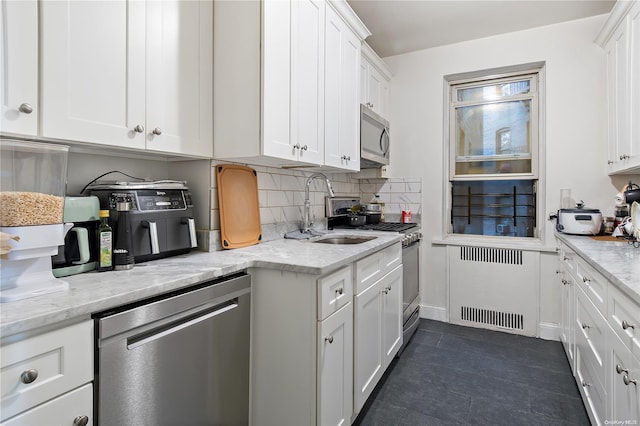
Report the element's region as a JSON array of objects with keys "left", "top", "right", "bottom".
[
  {"left": 0, "top": 231, "right": 403, "bottom": 338},
  {"left": 556, "top": 233, "right": 640, "bottom": 304}
]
